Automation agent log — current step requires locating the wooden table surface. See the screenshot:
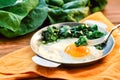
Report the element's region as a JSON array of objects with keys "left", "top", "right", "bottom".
[{"left": 0, "top": 0, "right": 120, "bottom": 79}]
